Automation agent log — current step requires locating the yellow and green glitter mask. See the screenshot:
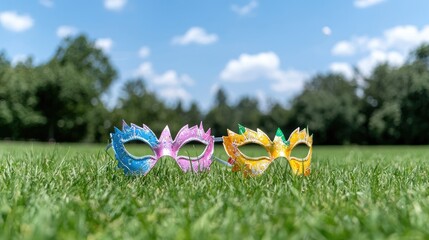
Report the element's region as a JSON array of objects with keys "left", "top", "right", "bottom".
[{"left": 222, "top": 125, "right": 313, "bottom": 176}]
